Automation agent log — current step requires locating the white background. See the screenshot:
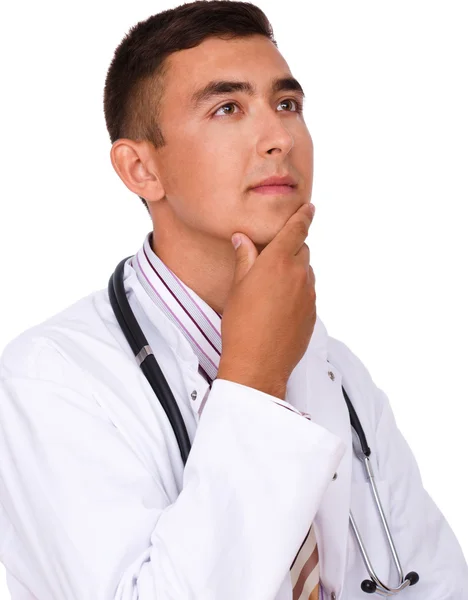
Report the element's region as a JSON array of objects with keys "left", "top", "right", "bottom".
[{"left": 0, "top": 0, "right": 467, "bottom": 596}]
